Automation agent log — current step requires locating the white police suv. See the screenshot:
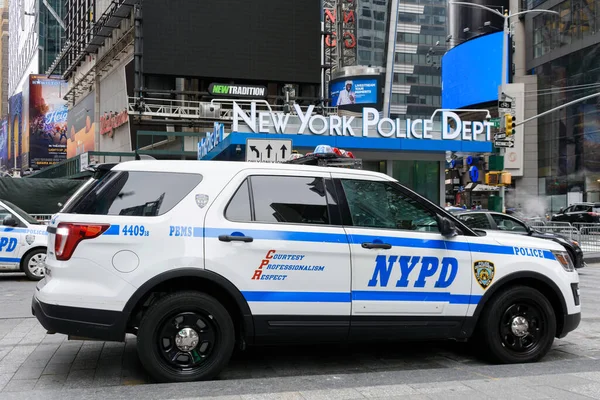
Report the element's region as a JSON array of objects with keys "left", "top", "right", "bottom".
[
  {"left": 0, "top": 199, "right": 47, "bottom": 280},
  {"left": 32, "top": 154, "right": 581, "bottom": 383}
]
